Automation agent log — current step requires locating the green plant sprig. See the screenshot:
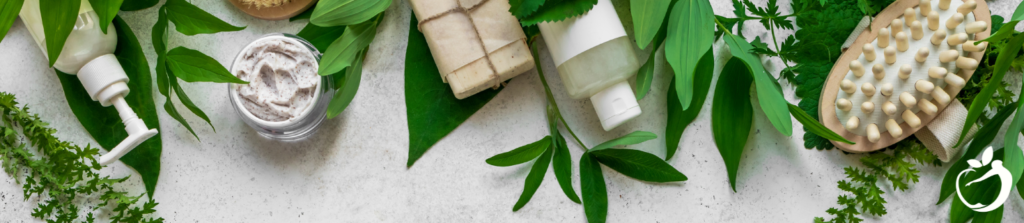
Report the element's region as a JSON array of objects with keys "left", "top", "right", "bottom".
[{"left": 0, "top": 92, "right": 163, "bottom": 223}]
